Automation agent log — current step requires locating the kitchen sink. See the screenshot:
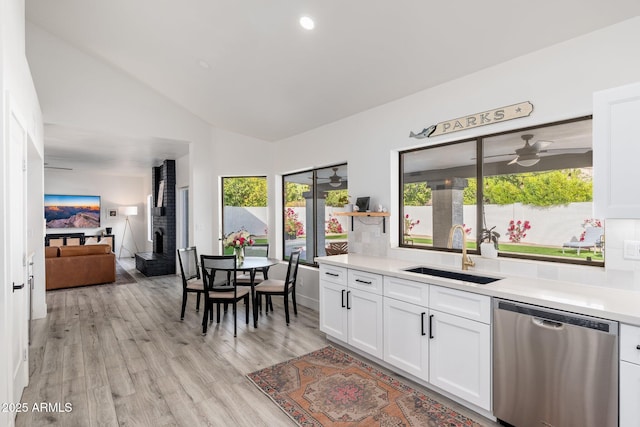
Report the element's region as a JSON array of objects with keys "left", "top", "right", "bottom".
[{"left": 403, "top": 266, "right": 502, "bottom": 284}]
